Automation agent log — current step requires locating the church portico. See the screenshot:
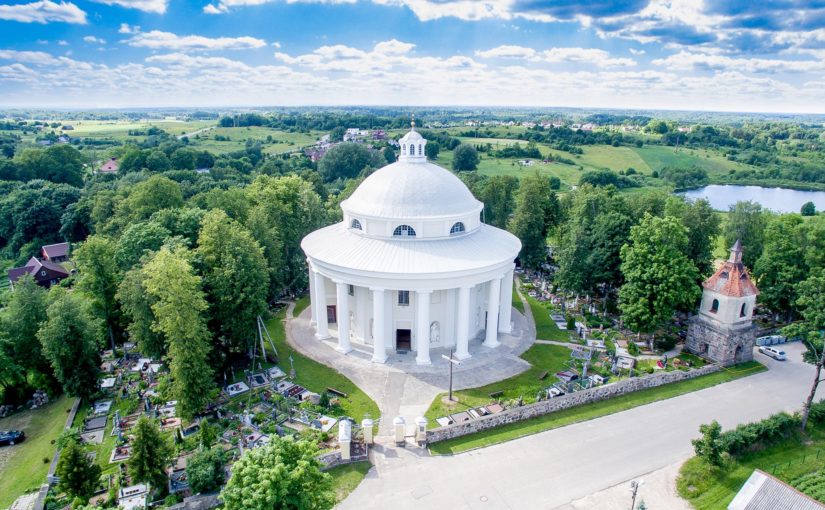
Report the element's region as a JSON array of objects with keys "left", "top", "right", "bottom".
[{"left": 302, "top": 126, "right": 521, "bottom": 368}]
